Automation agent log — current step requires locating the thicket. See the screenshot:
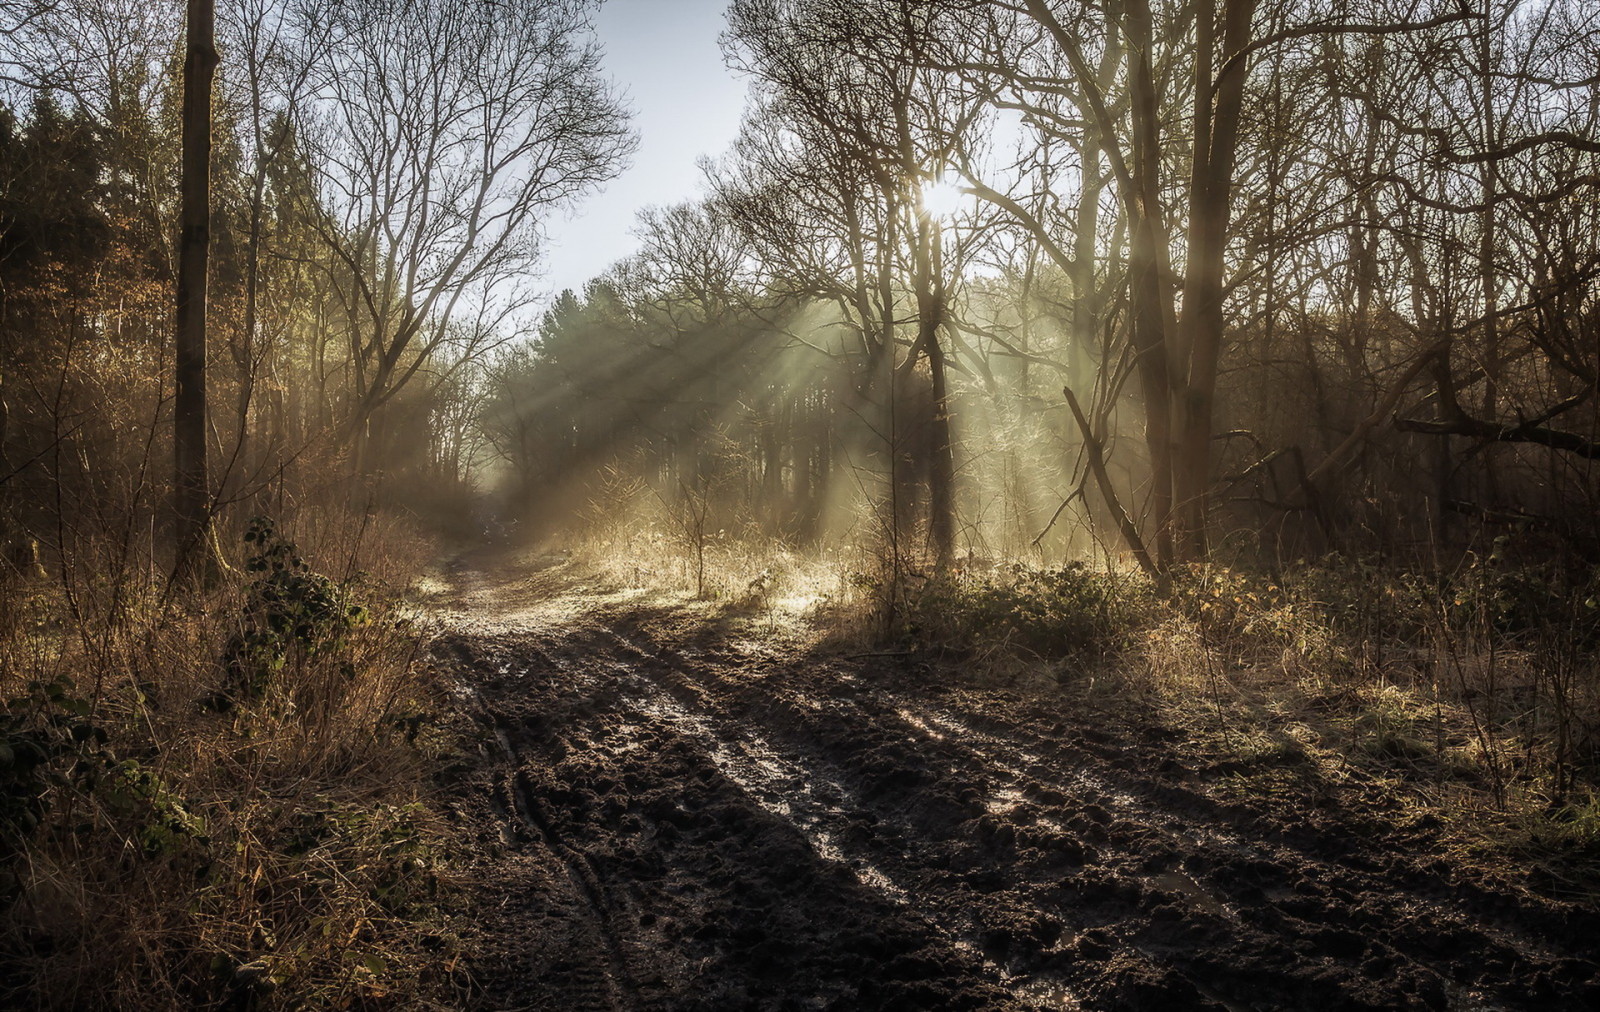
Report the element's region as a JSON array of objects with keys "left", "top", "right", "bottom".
[{"left": 0, "top": 512, "right": 457, "bottom": 1008}]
